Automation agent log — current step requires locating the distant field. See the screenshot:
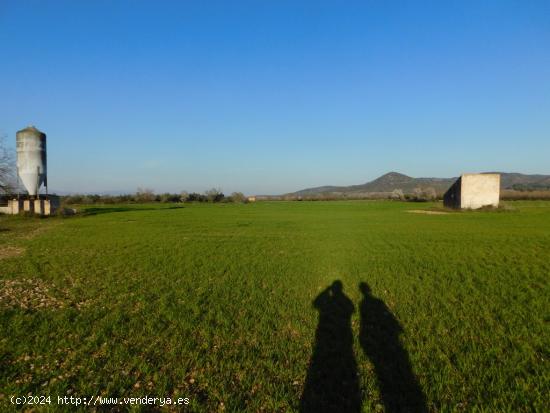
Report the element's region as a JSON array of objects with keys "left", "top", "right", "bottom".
[{"left": 1, "top": 201, "right": 549, "bottom": 412}]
